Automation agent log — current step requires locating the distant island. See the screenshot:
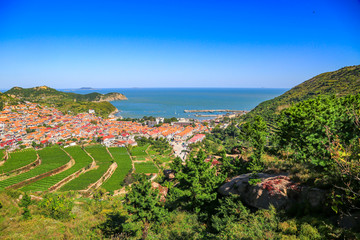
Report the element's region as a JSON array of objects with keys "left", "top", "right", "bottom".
[{"left": 79, "top": 87, "right": 96, "bottom": 90}]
